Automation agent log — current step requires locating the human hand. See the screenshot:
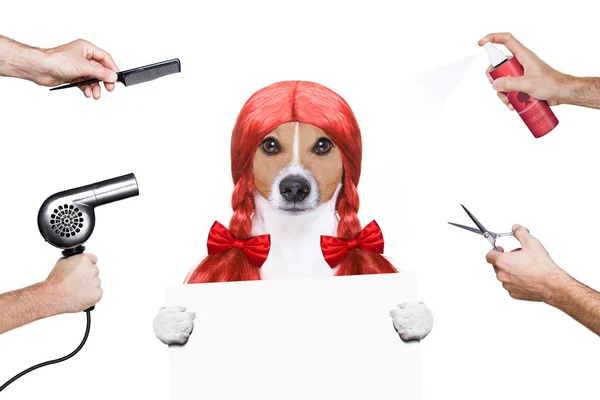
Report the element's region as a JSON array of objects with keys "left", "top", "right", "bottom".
[
  {"left": 39, "top": 39, "right": 119, "bottom": 99},
  {"left": 43, "top": 253, "right": 102, "bottom": 314},
  {"left": 478, "top": 32, "right": 572, "bottom": 110},
  {"left": 485, "top": 225, "right": 569, "bottom": 303}
]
